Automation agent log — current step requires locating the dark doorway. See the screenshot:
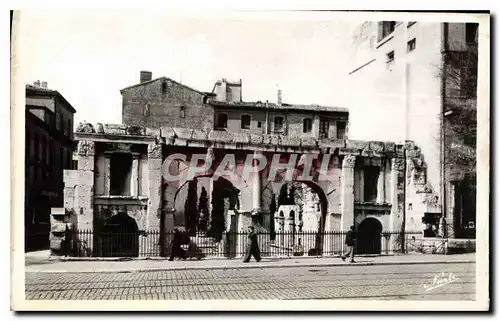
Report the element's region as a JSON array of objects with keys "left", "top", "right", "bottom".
[
  {"left": 101, "top": 212, "right": 139, "bottom": 257},
  {"left": 356, "top": 217, "right": 383, "bottom": 255}
]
